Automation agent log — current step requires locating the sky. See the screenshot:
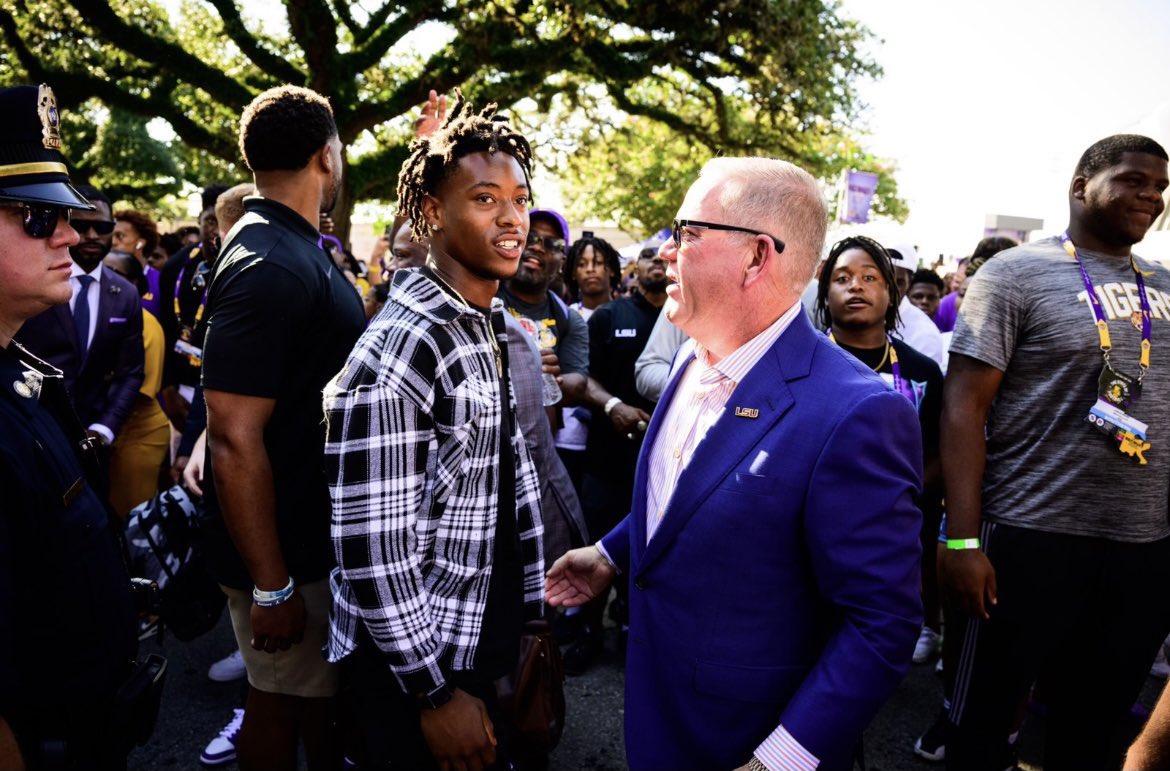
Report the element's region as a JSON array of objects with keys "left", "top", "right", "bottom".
[{"left": 837, "top": 0, "right": 1170, "bottom": 260}]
